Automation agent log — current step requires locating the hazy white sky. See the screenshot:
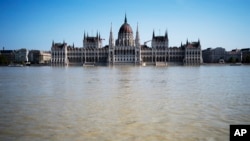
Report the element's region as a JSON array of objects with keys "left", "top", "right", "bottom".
[{"left": 1, "top": 0, "right": 250, "bottom": 51}]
